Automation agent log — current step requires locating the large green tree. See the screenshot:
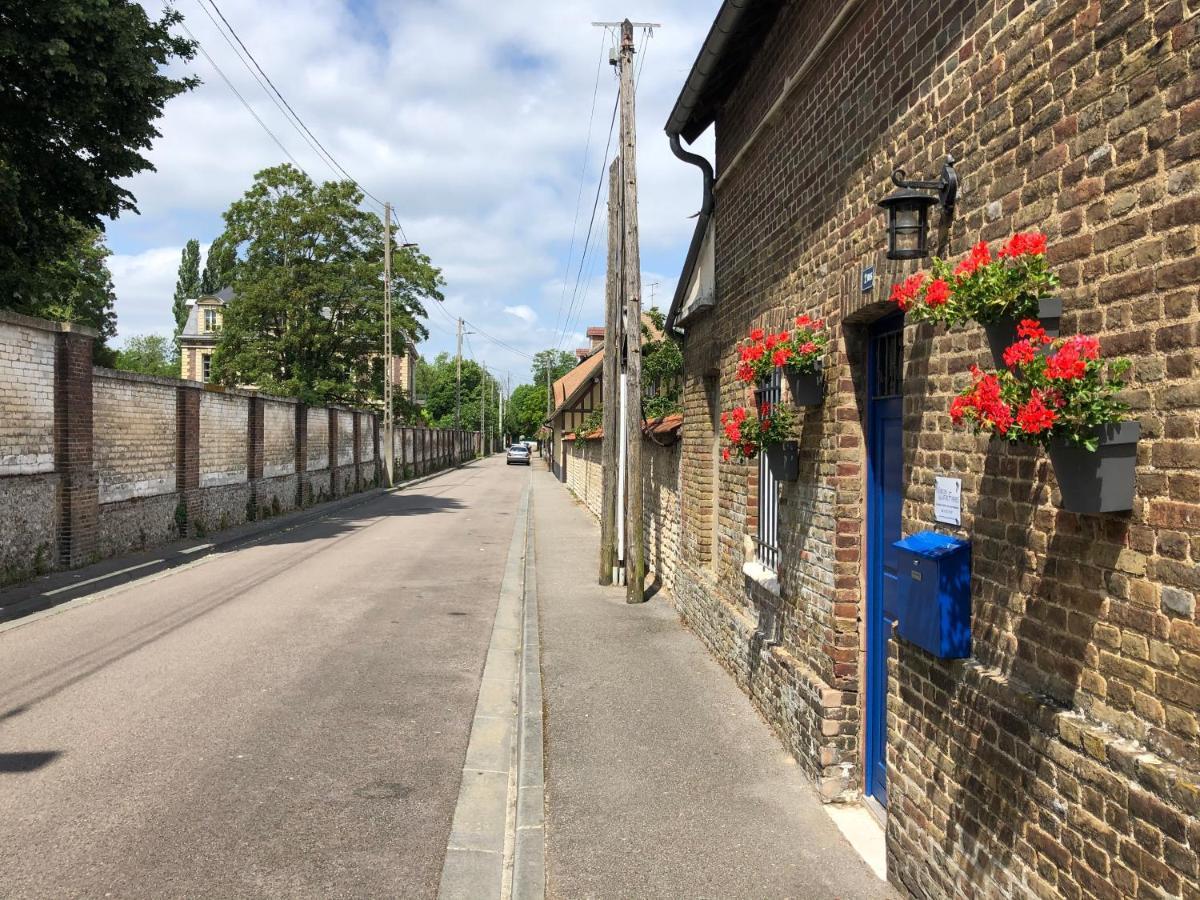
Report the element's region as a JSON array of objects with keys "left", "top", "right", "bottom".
[
  {"left": 414, "top": 352, "right": 503, "bottom": 444},
  {"left": 114, "top": 333, "right": 177, "bottom": 378},
  {"left": 508, "top": 382, "right": 548, "bottom": 440},
  {"left": 173, "top": 238, "right": 201, "bottom": 339},
  {"left": 531, "top": 349, "right": 577, "bottom": 391},
  {"left": 212, "top": 164, "right": 440, "bottom": 404},
  {"left": 200, "top": 233, "right": 237, "bottom": 294},
  {"left": 0, "top": 2, "right": 196, "bottom": 305},
  {"left": 33, "top": 223, "right": 118, "bottom": 364}
]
